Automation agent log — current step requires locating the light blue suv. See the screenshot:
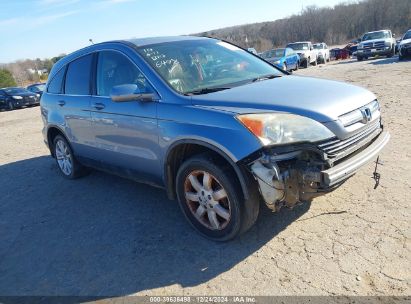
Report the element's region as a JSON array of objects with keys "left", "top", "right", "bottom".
[{"left": 41, "top": 36, "right": 390, "bottom": 240}]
